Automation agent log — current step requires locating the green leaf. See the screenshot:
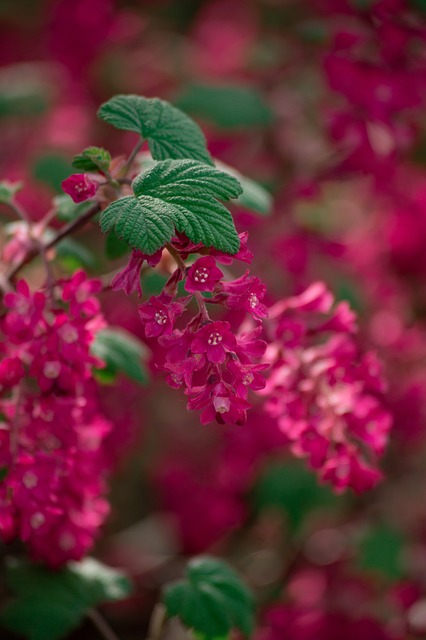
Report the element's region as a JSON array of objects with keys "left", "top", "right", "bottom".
[
  {"left": 91, "top": 327, "right": 149, "bottom": 383},
  {"left": 100, "top": 159, "right": 241, "bottom": 255},
  {"left": 358, "top": 525, "right": 405, "bottom": 580},
  {"left": 0, "top": 467, "right": 8, "bottom": 483},
  {"left": 0, "top": 180, "right": 23, "bottom": 205},
  {"left": 100, "top": 195, "right": 175, "bottom": 255},
  {"left": 214, "top": 160, "right": 272, "bottom": 215},
  {"left": 105, "top": 229, "right": 130, "bottom": 260},
  {"left": 72, "top": 146, "right": 111, "bottom": 173},
  {"left": 0, "top": 557, "right": 132, "bottom": 640},
  {"left": 138, "top": 153, "right": 271, "bottom": 215},
  {"left": 163, "top": 556, "right": 254, "bottom": 640},
  {"left": 252, "top": 460, "right": 338, "bottom": 532},
  {"left": 97, "top": 95, "right": 213, "bottom": 165},
  {"left": 175, "top": 84, "right": 273, "bottom": 129}
]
